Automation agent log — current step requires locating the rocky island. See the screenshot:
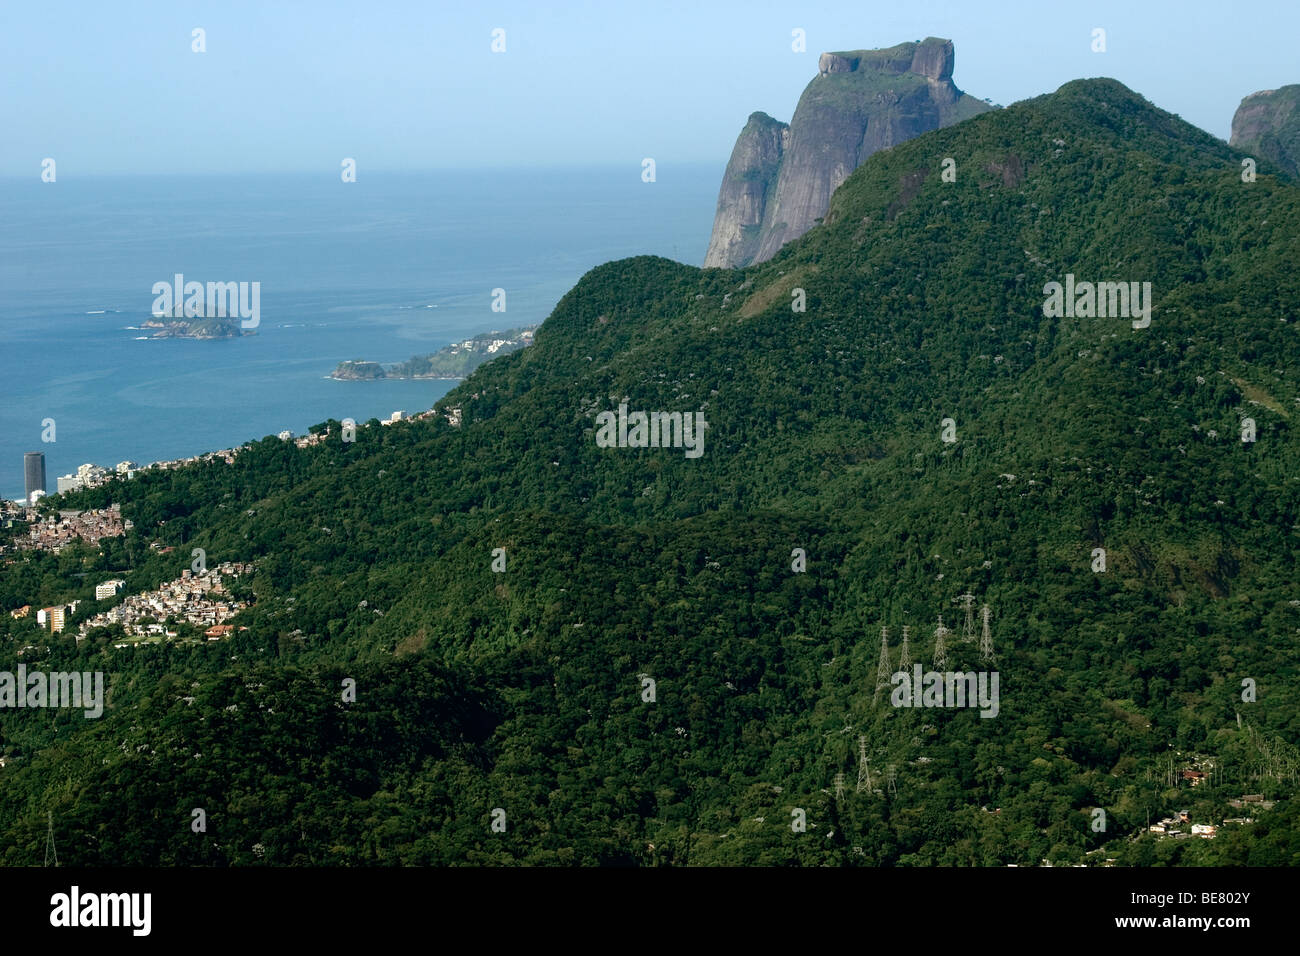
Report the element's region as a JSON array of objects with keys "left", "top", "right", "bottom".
[
  {"left": 331, "top": 326, "right": 537, "bottom": 380},
  {"left": 141, "top": 318, "right": 249, "bottom": 339}
]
